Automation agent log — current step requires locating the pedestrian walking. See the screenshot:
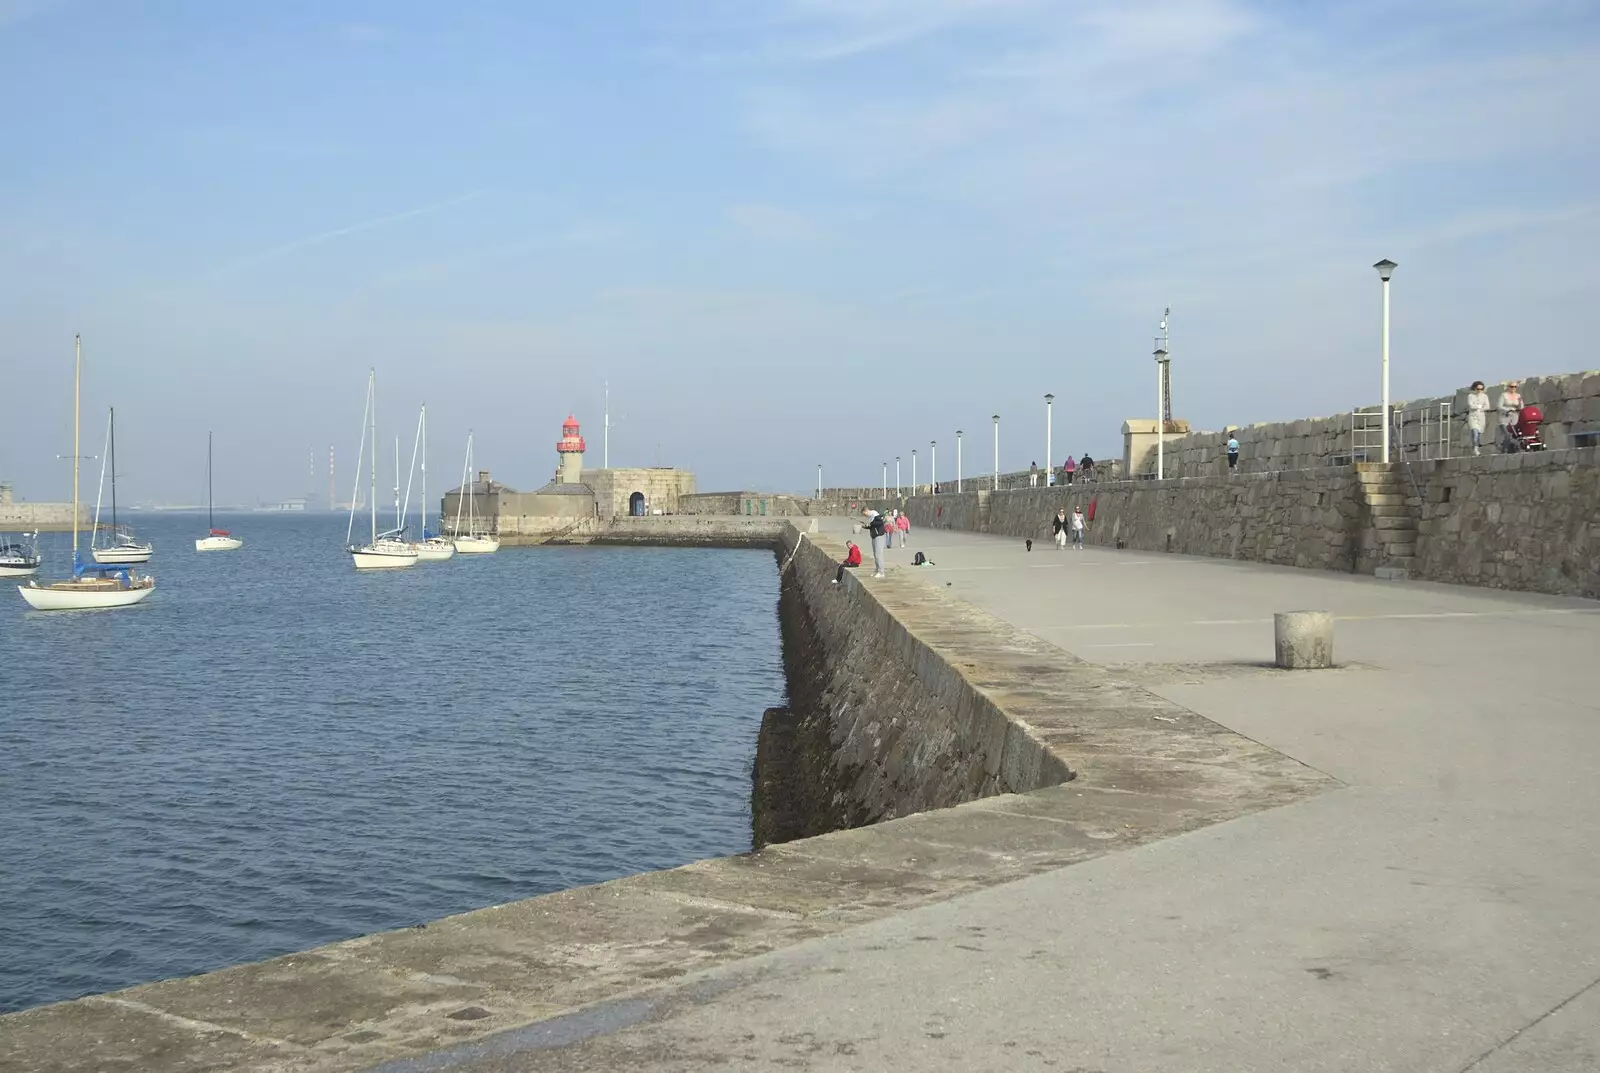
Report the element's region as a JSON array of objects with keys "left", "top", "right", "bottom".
[
  {"left": 833, "top": 540, "right": 862, "bottom": 584},
  {"left": 1051, "top": 507, "right": 1068, "bottom": 549},
  {"left": 1226, "top": 434, "right": 1240, "bottom": 470},
  {"left": 1064, "top": 455, "right": 1077, "bottom": 485},
  {"left": 1498, "top": 381, "right": 1524, "bottom": 453},
  {"left": 1465, "top": 380, "right": 1491, "bottom": 455},
  {"left": 862, "top": 509, "right": 887, "bottom": 577},
  {"left": 1070, "top": 506, "right": 1086, "bottom": 549},
  {"left": 896, "top": 511, "right": 910, "bottom": 546},
  {"left": 885, "top": 508, "right": 896, "bottom": 549},
  {"left": 1029, "top": 461, "right": 1039, "bottom": 488},
  {"left": 1080, "top": 453, "right": 1095, "bottom": 481}
]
